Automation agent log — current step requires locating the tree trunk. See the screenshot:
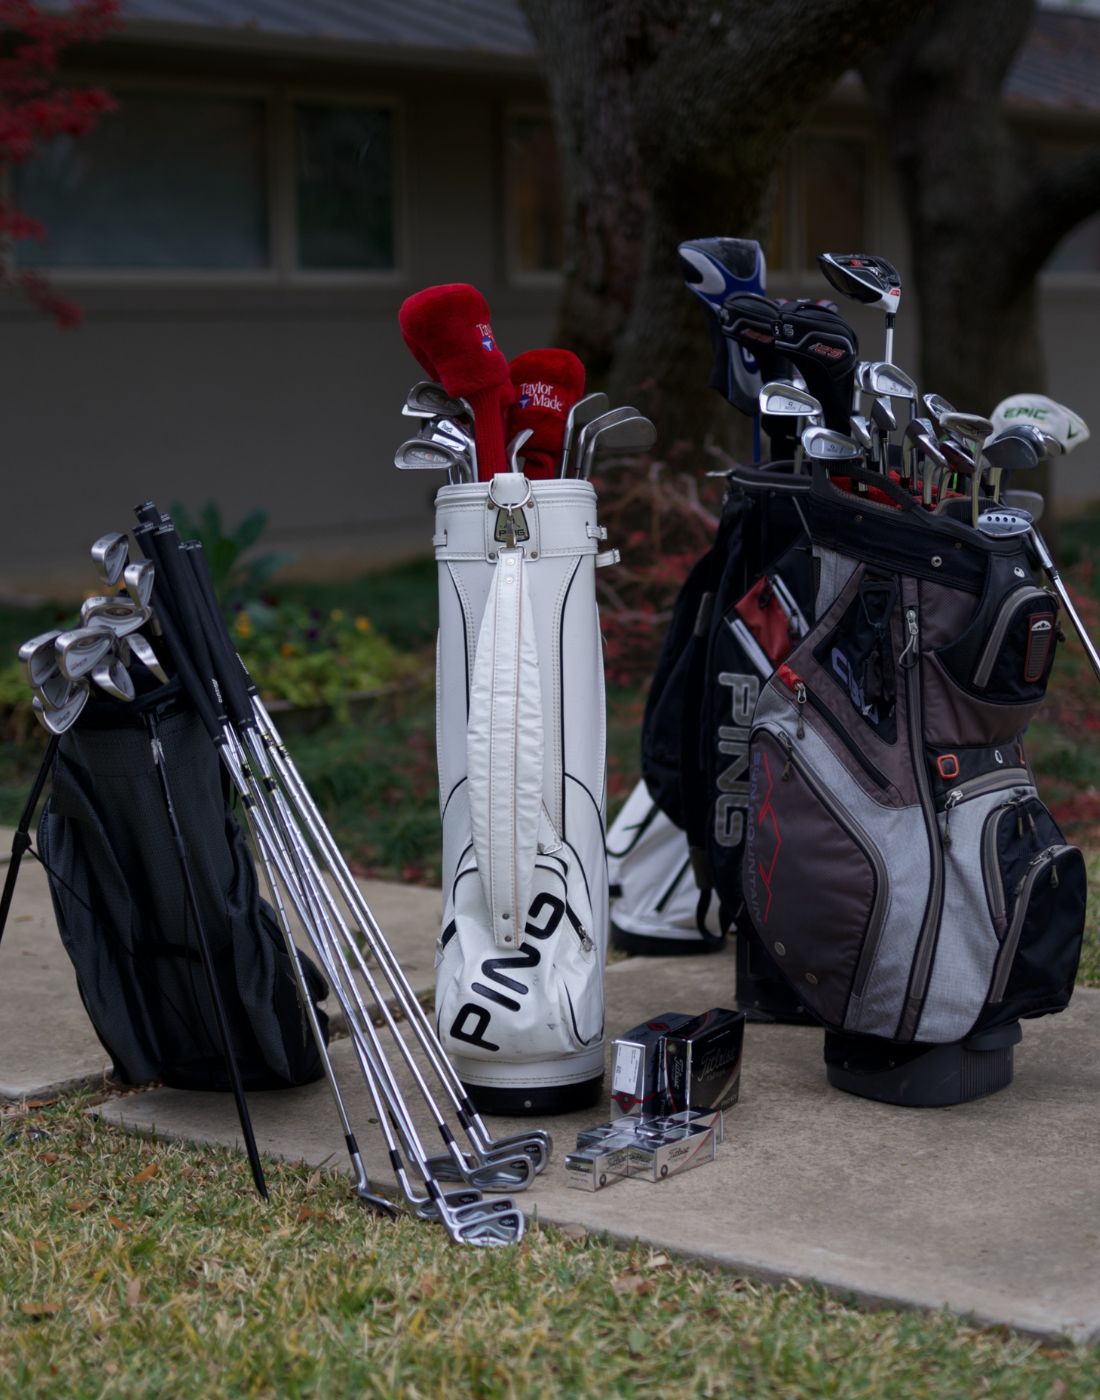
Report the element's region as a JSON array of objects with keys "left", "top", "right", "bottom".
[{"left": 522, "top": 0, "right": 935, "bottom": 448}]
